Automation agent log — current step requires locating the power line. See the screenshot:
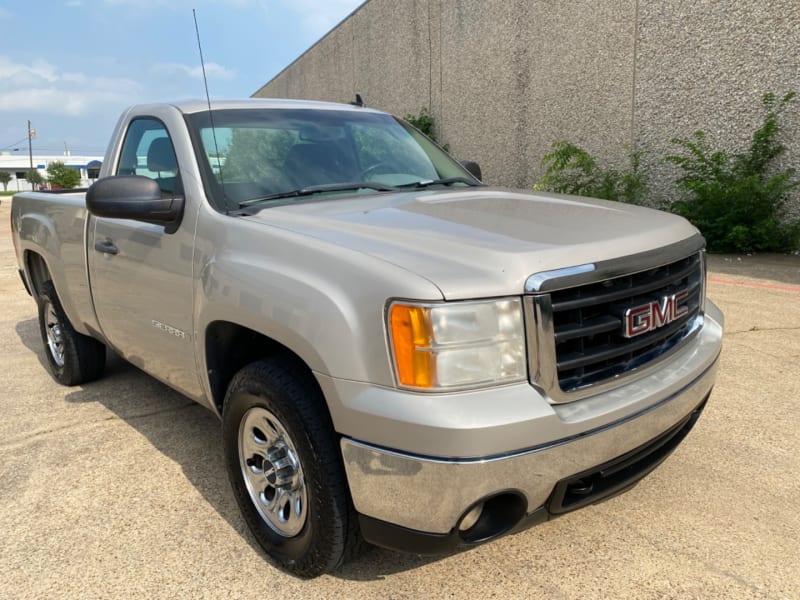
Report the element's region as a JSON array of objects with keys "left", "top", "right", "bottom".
[
  {"left": 0, "top": 136, "right": 30, "bottom": 151},
  {"left": 2, "top": 146, "right": 106, "bottom": 155}
]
